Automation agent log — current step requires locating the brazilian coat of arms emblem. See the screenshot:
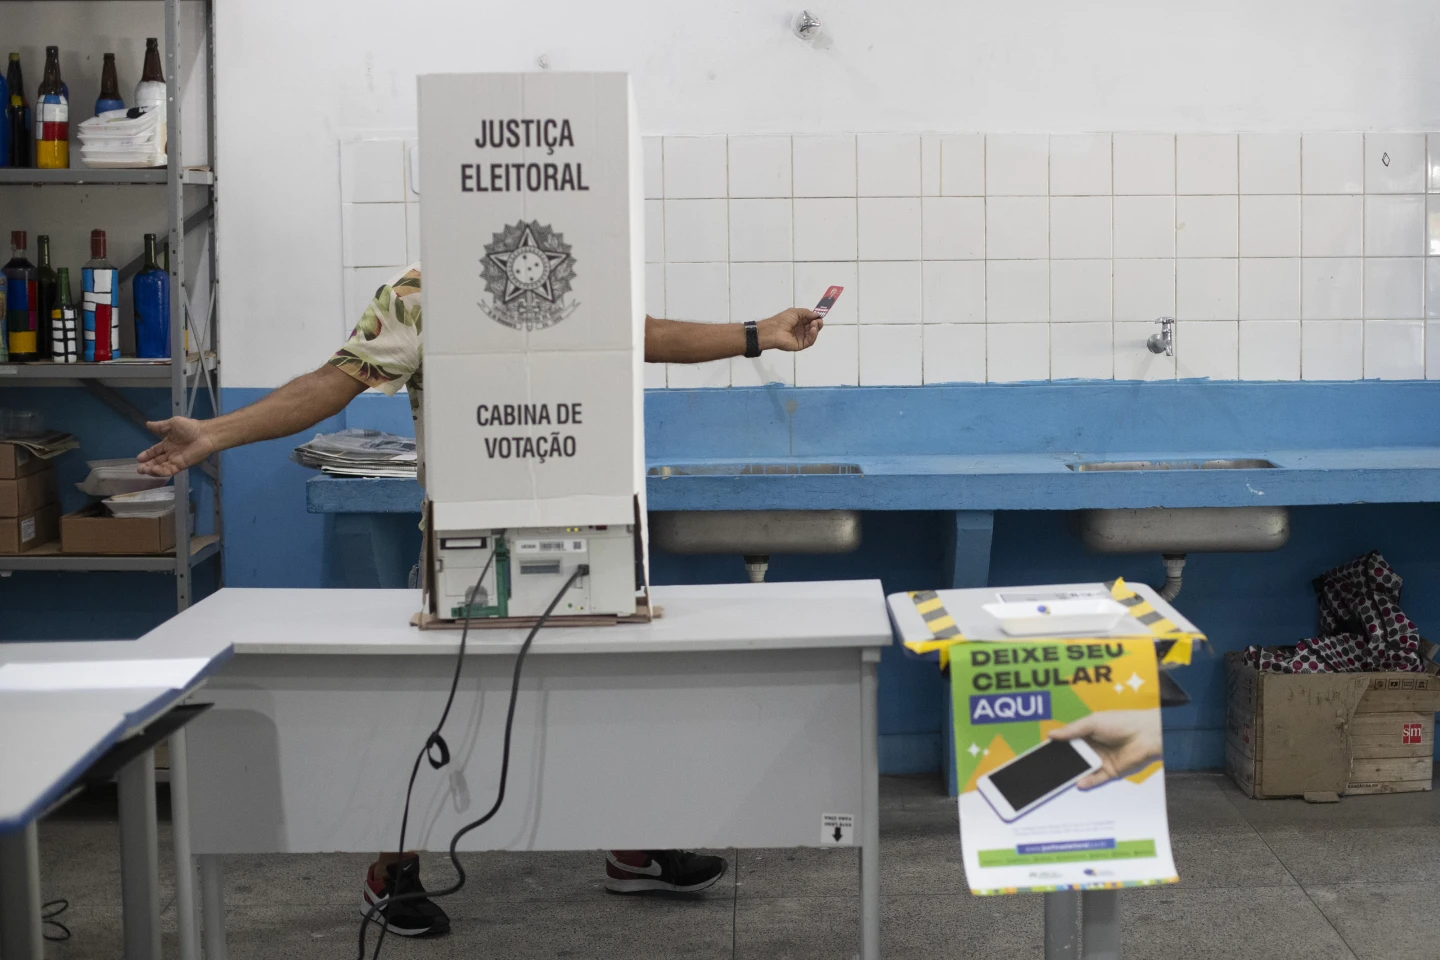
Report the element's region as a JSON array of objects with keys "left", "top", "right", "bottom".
[{"left": 478, "top": 220, "right": 579, "bottom": 331}]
